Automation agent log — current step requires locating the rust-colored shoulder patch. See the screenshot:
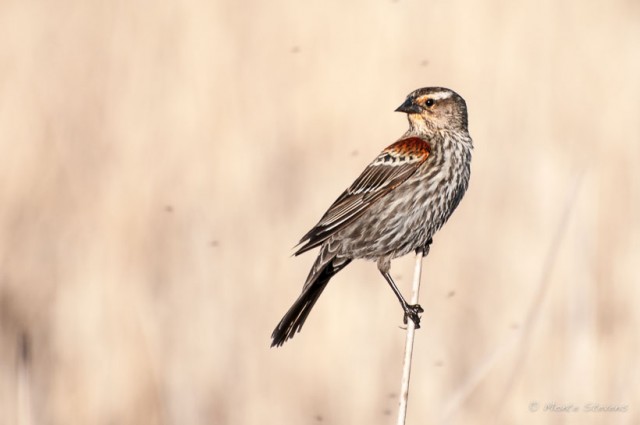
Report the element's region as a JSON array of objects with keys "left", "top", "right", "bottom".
[{"left": 380, "top": 137, "right": 431, "bottom": 164}]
